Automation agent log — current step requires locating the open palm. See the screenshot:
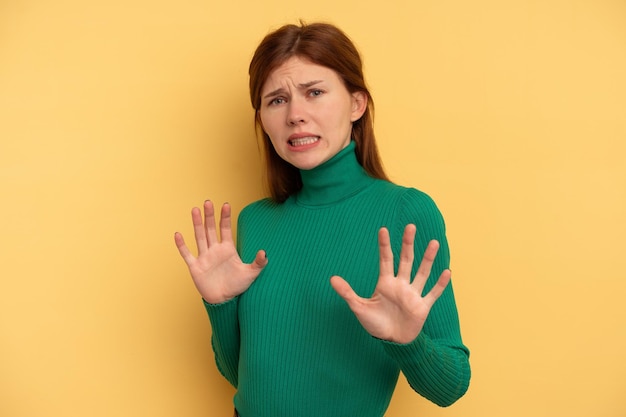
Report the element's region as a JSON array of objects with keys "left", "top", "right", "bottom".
[
  {"left": 175, "top": 201, "right": 267, "bottom": 304},
  {"left": 330, "top": 225, "right": 451, "bottom": 344}
]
